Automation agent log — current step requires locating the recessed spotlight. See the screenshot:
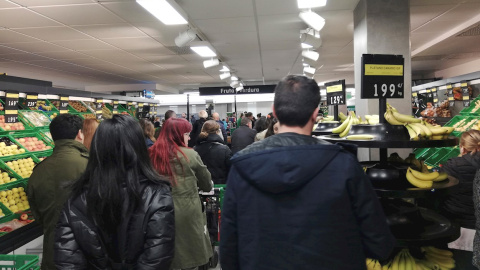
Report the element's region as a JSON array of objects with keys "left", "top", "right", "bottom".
[
  {"left": 220, "top": 72, "right": 231, "bottom": 80},
  {"left": 203, "top": 58, "right": 220, "bottom": 68},
  {"left": 300, "top": 30, "right": 322, "bottom": 49},
  {"left": 304, "top": 66, "right": 316, "bottom": 75},
  {"left": 219, "top": 65, "right": 230, "bottom": 72},
  {"left": 302, "top": 50, "right": 320, "bottom": 61},
  {"left": 175, "top": 29, "right": 198, "bottom": 47}
]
